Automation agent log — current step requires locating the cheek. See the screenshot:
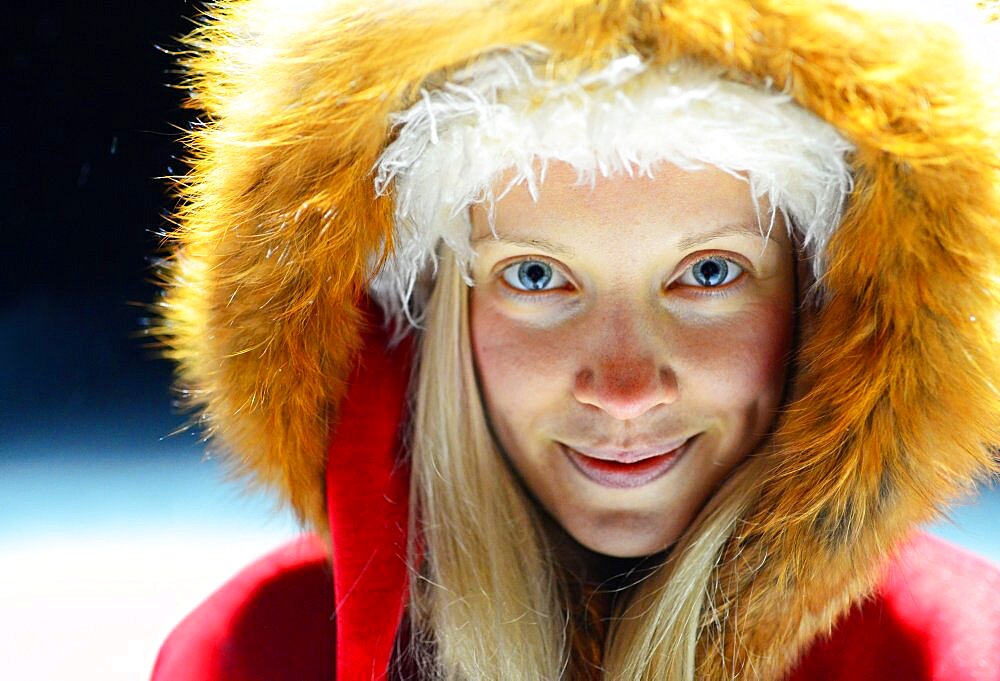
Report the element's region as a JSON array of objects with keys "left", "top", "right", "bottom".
[
  {"left": 677, "top": 301, "right": 794, "bottom": 408},
  {"left": 740, "top": 302, "right": 794, "bottom": 391},
  {"left": 469, "top": 294, "right": 568, "bottom": 432}
]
